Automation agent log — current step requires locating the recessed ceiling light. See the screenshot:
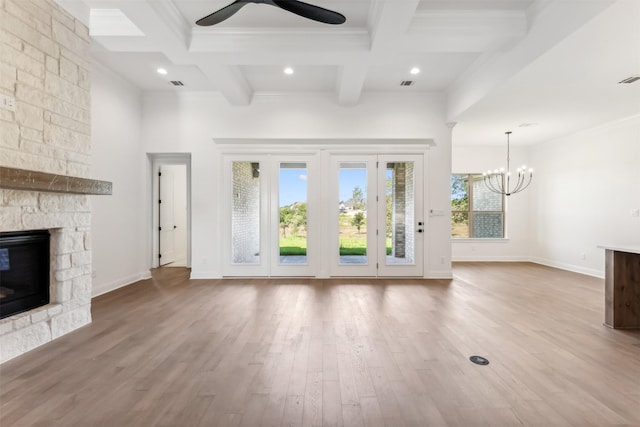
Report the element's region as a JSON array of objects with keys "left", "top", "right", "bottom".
[
  {"left": 157, "top": 68, "right": 168, "bottom": 75},
  {"left": 410, "top": 67, "right": 420, "bottom": 75},
  {"left": 284, "top": 67, "right": 294, "bottom": 75}
]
